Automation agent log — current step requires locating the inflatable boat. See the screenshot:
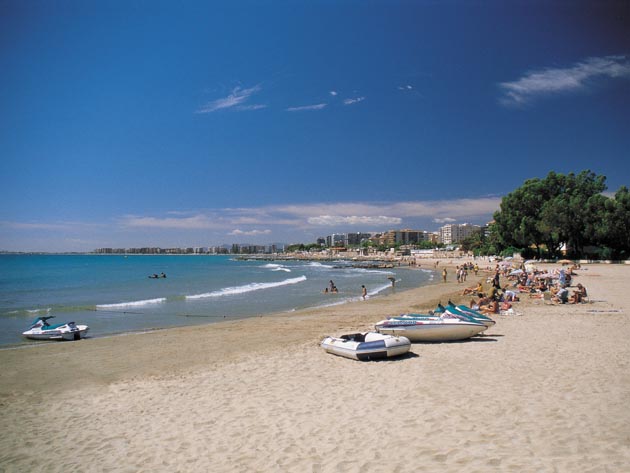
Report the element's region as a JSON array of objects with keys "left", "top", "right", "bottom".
[{"left": 321, "top": 332, "right": 411, "bottom": 361}]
